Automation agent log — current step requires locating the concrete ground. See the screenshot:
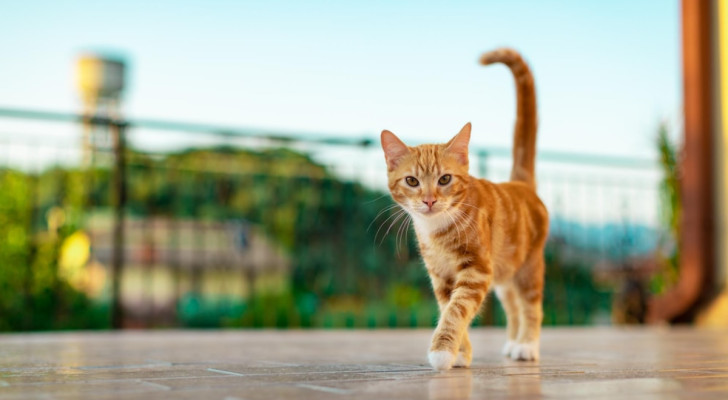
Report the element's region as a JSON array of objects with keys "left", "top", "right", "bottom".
[{"left": 0, "top": 328, "right": 727, "bottom": 399}]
